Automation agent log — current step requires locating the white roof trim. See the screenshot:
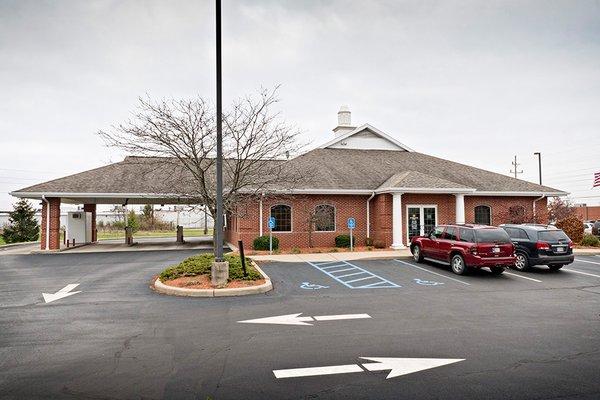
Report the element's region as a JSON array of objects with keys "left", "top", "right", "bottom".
[
  {"left": 376, "top": 187, "right": 477, "bottom": 194},
  {"left": 10, "top": 191, "right": 196, "bottom": 199},
  {"left": 467, "top": 191, "right": 568, "bottom": 197},
  {"left": 319, "top": 123, "right": 414, "bottom": 152}
]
